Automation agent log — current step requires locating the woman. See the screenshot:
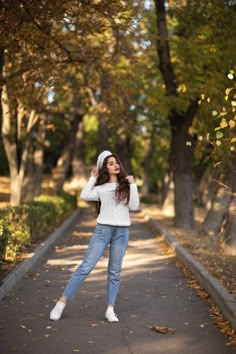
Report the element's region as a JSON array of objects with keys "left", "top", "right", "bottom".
[{"left": 50, "top": 150, "right": 139, "bottom": 322}]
